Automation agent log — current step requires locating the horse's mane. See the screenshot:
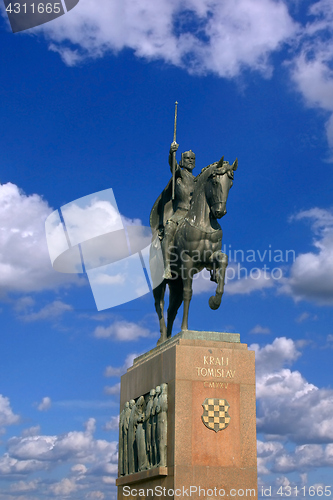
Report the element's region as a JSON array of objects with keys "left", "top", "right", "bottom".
[
  {"left": 195, "top": 160, "right": 233, "bottom": 183},
  {"left": 194, "top": 162, "right": 219, "bottom": 183}
]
